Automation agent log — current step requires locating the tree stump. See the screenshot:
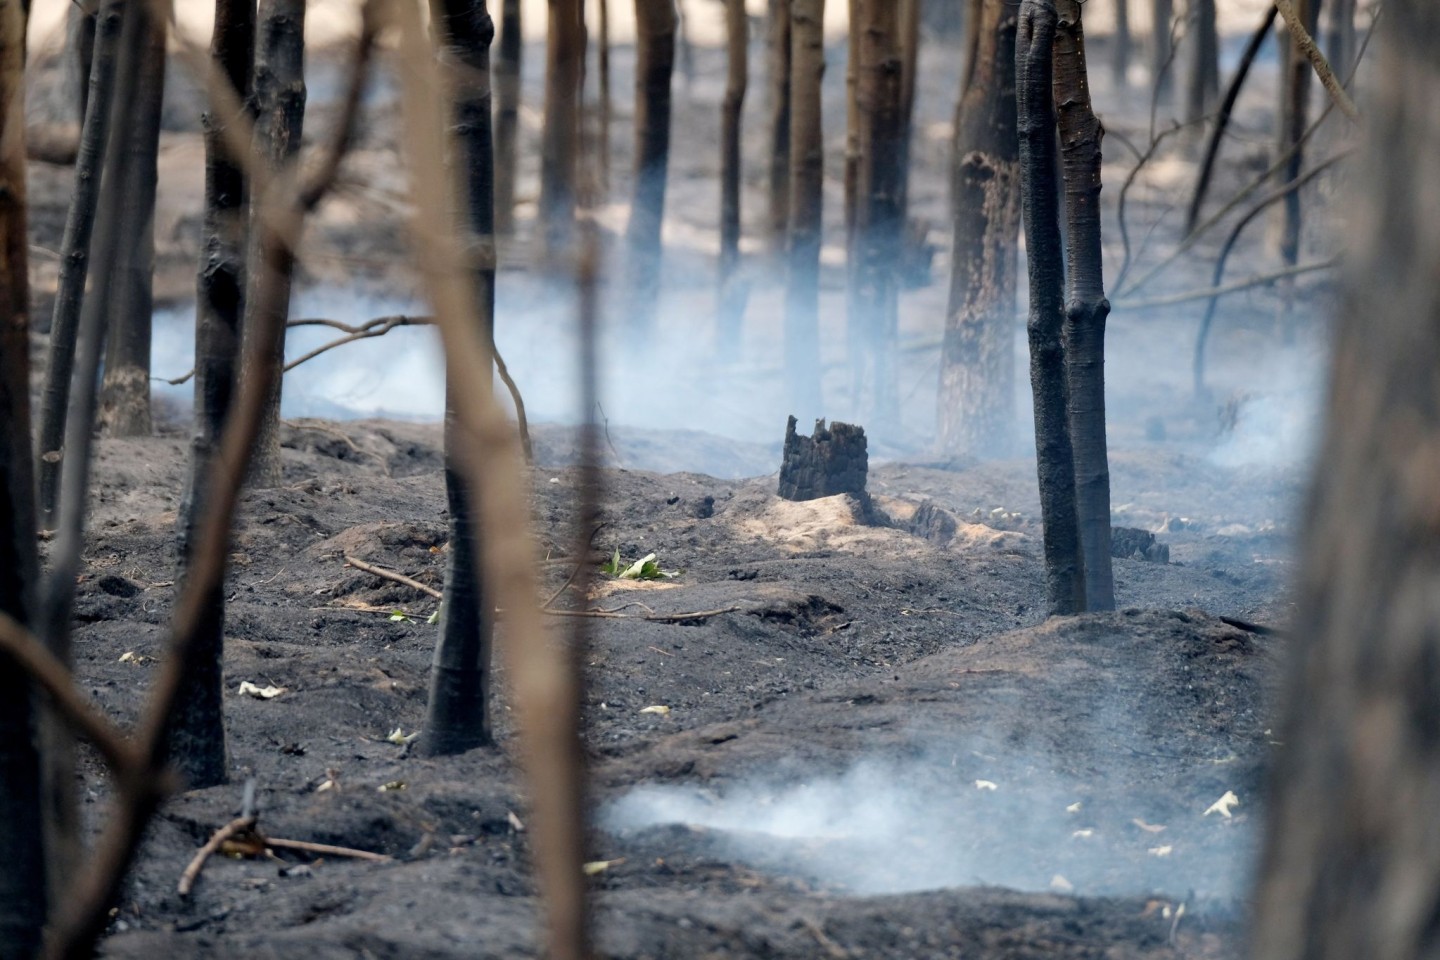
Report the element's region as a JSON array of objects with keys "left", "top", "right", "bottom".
[{"left": 778, "top": 416, "right": 868, "bottom": 501}]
